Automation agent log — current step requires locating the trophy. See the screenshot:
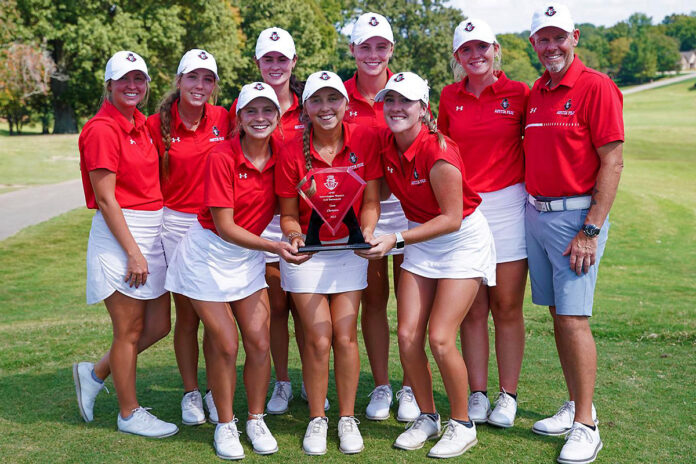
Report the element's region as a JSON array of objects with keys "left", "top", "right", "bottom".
[{"left": 296, "top": 166, "right": 372, "bottom": 253}]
